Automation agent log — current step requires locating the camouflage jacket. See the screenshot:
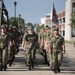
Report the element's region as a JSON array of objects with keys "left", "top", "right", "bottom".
[
  {"left": 51, "top": 35, "right": 65, "bottom": 51},
  {"left": 25, "top": 32, "right": 38, "bottom": 49},
  {"left": 0, "top": 33, "right": 9, "bottom": 49}
]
